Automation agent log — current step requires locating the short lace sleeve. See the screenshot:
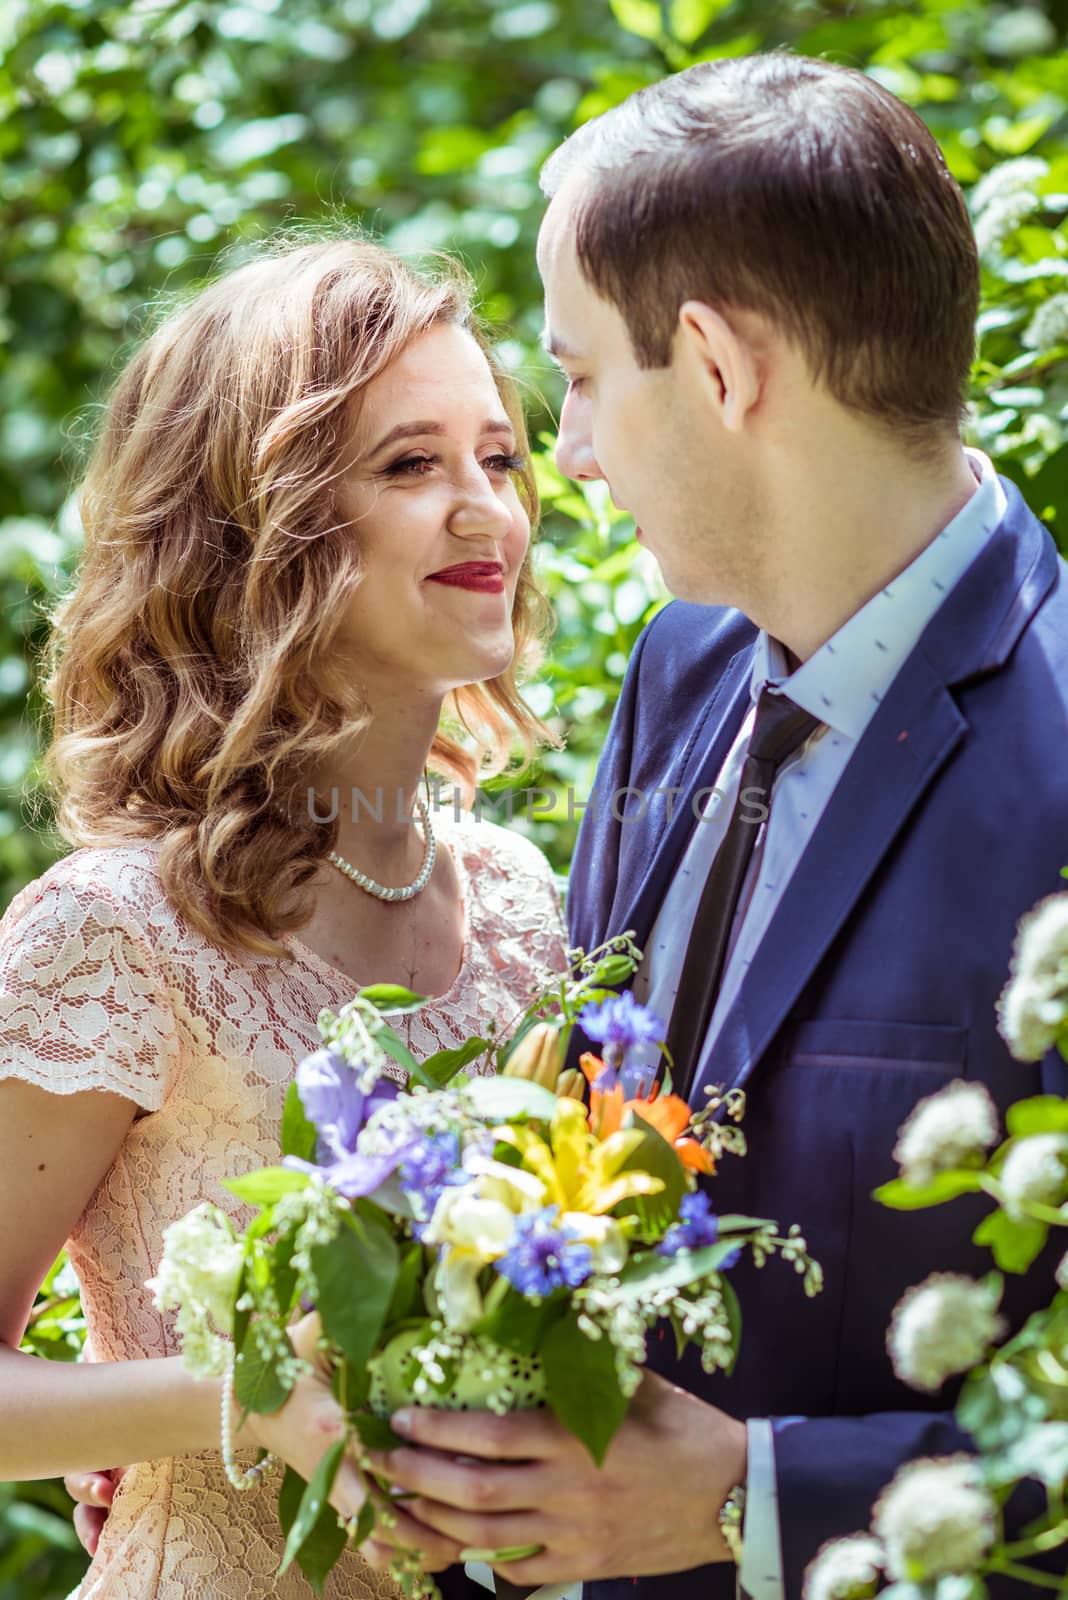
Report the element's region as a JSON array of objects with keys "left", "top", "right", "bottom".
[
  {"left": 444, "top": 810, "right": 571, "bottom": 1000},
  {"left": 0, "top": 862, "right": 179, "bottom": 1113}
]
